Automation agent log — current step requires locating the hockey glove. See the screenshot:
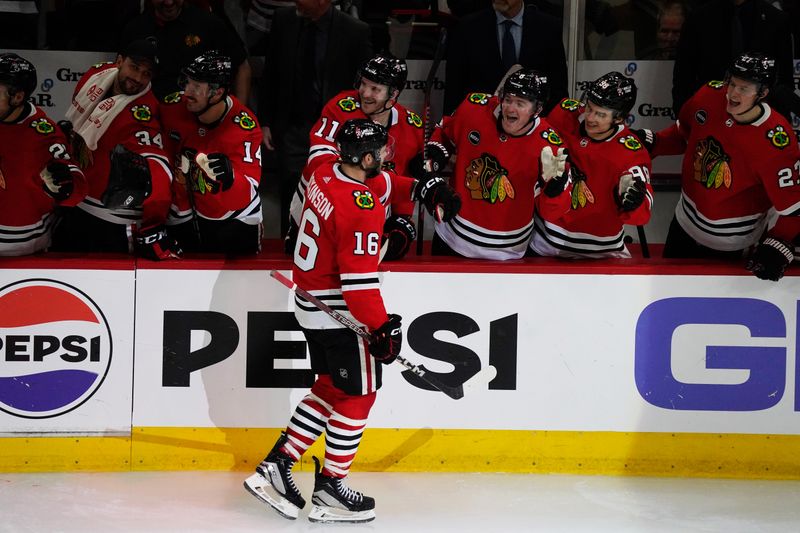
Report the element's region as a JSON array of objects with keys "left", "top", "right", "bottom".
[
  {"left": 381, "top": 215, "right": 417, "bottom": 261},
  {"left": 369, "top": 314, "right": 403, "bottom": 364},
  {"left": 630, "top": 128, "right": 656, "bottom": 153},
  {"left": 413, "top": 175, "right": 461, "bottom": 222},
  {"left": 616, "top": 174, "right": 647, "bottom": 212},
  {"left": 540, "top": 146, "right": 568, "bottom": 182},
  {"left": 408, "top": 143, "right": 449, "bottom": 180},
  {"left": 104, "top": 144, "right": 152, "bottom": 208},
  {"left": 135, "top": 225, "right": 183, "bottom": 261},
  {"left": 745, "top": 236, "right": 794, "bottom": 281},
  {"left": 40, "top": 160, "right": 74, "bottom": 202},
  {"left": 196, "top": 152, "right": 234, "bottom": 193}
]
